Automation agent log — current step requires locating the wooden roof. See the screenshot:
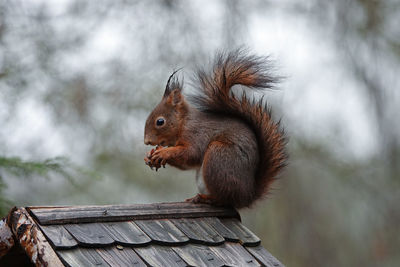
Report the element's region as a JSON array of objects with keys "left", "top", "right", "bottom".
[{"left": 1, "top": 202, "right": 284, "bottom": 267}]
